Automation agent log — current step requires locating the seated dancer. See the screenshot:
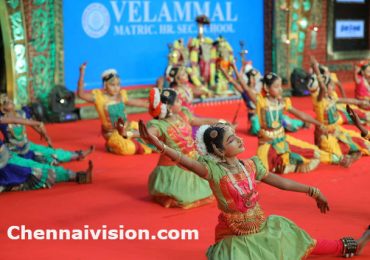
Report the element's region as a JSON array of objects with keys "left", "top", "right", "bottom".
[
  {"left": 139, "top": 120, "right": 370, "bottom": 260},
  {"left": 144, "top": 88, "right": 225, "bottom": 208},
  {"left": 229, "top": 64, "right": 305, "bottom": 135},
  {"left": 315, "top": 64, "right": 370, "bottom": 124},
  {"left": 0, "top": 139, "right": 92, "bottom": 192},
  {"left": 77, "top": 63, "right": 152, "bottom": 155},
  {"left": 310, "top": 57, "right": 370, "bottom": 164},
  {"left": 354, "top": 61, "right": 370, "bottom": 106},
  {"left": 347, "top": 105, "right": 370, "bottom": 140},
  {"left": 222, "top": 62, "right": 336, "bottom": 174},
  {"left": 0, "top": 94, "right": 93, "bottom": 164}
]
